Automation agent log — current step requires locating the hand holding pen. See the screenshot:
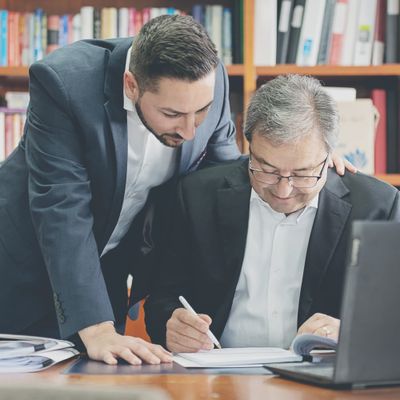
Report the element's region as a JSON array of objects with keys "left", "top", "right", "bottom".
[{"left": 165, "top": 295, "right": 221, "bottom": 353}]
